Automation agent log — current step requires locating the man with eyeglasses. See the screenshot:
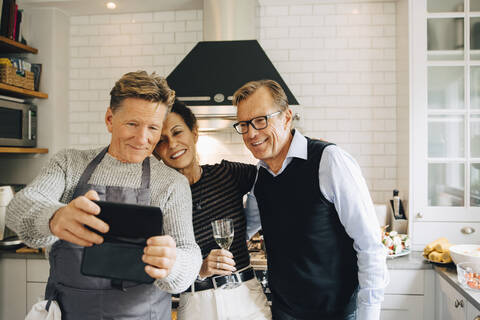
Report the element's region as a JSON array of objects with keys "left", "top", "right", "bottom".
[{"left": 232, "top": 80, "right": 388, "bottom": 320}]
